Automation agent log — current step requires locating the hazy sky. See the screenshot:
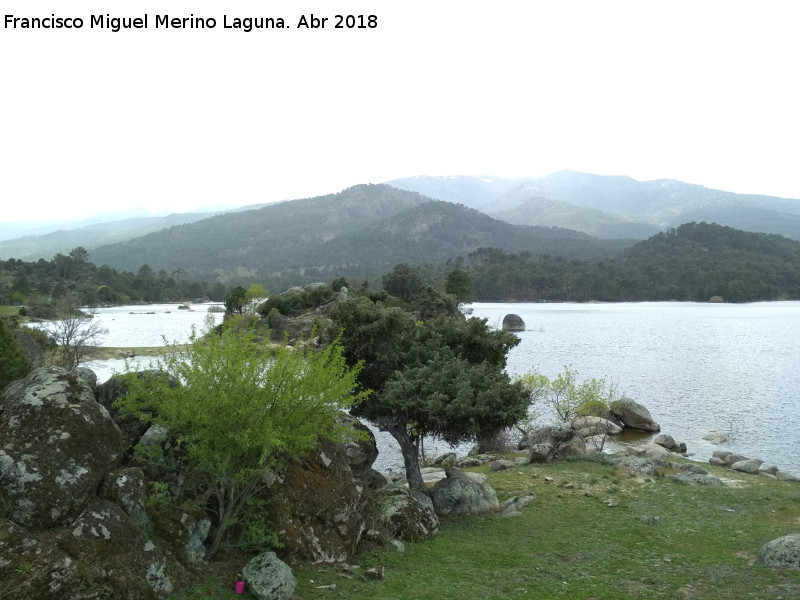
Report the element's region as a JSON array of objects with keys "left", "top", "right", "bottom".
[{"left": 2, "top": 1, "right": 799, "bottom": 223}]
